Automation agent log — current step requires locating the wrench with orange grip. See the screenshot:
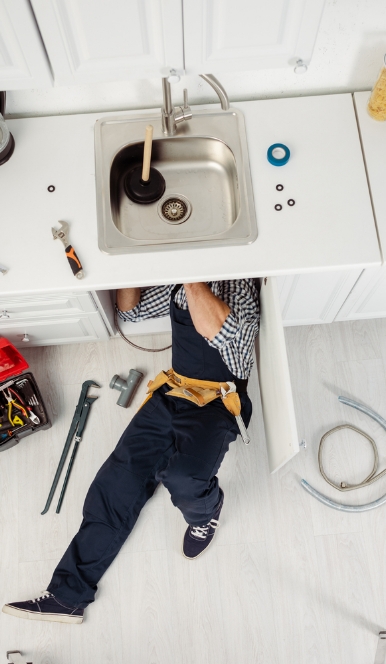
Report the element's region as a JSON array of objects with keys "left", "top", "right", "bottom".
[{"left": 52, "top": 220, "right": 84, "bottom": 279}]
